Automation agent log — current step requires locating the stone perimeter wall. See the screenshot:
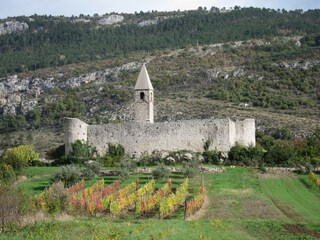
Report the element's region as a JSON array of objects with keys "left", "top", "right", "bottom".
[{"left": 65, "top": 118, "right": 255, "bottom": 156}]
